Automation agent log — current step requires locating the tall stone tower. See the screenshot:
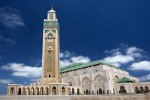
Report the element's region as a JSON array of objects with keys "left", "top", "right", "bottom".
[{"left": 42, "top": 7, "right": 60, "bottom": 85}]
